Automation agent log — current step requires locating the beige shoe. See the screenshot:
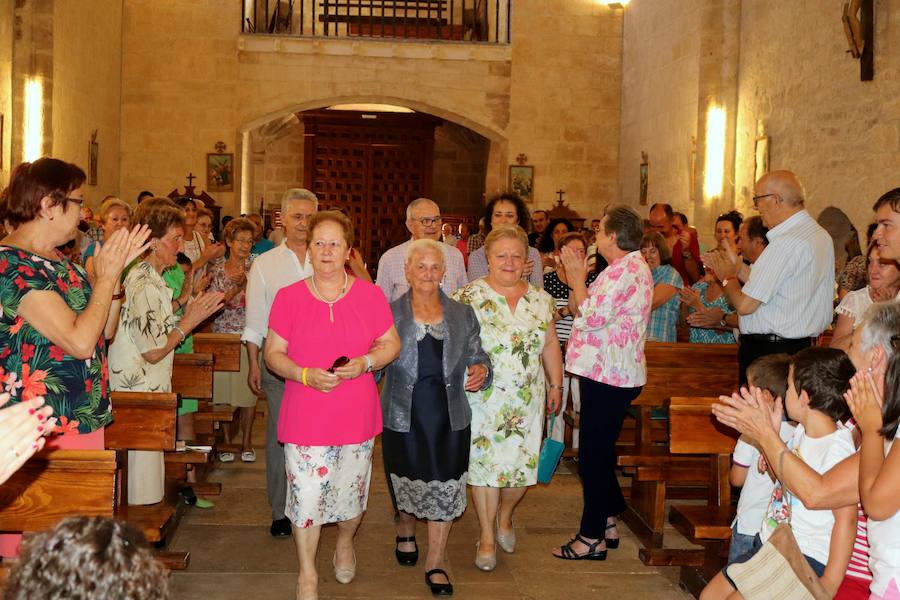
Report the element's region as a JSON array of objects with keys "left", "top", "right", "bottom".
[
  {"left": 496, "top": 528, "right": 516, "bottom": 553},
  {"left": 474, "top": 542, "right": 497, "bottom": 571},
  {"left": 333, "top": 550, "right": 357, "bottom": 584}
]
